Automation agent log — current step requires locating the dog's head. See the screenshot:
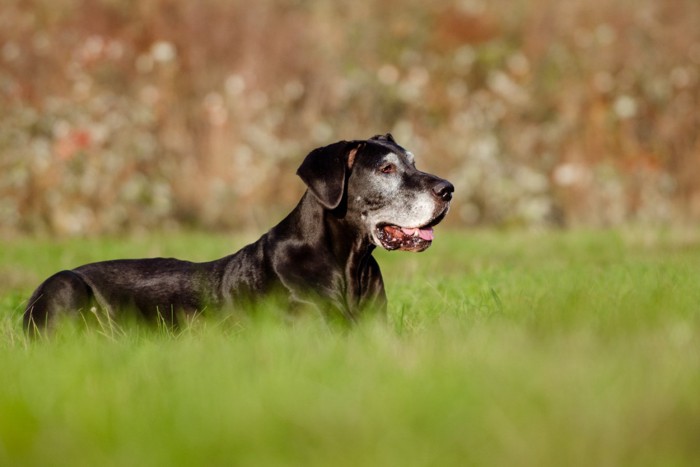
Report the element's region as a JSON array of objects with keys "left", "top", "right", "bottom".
[{"left": 297, "top": 134, "right": 453, "bottom": 252}]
